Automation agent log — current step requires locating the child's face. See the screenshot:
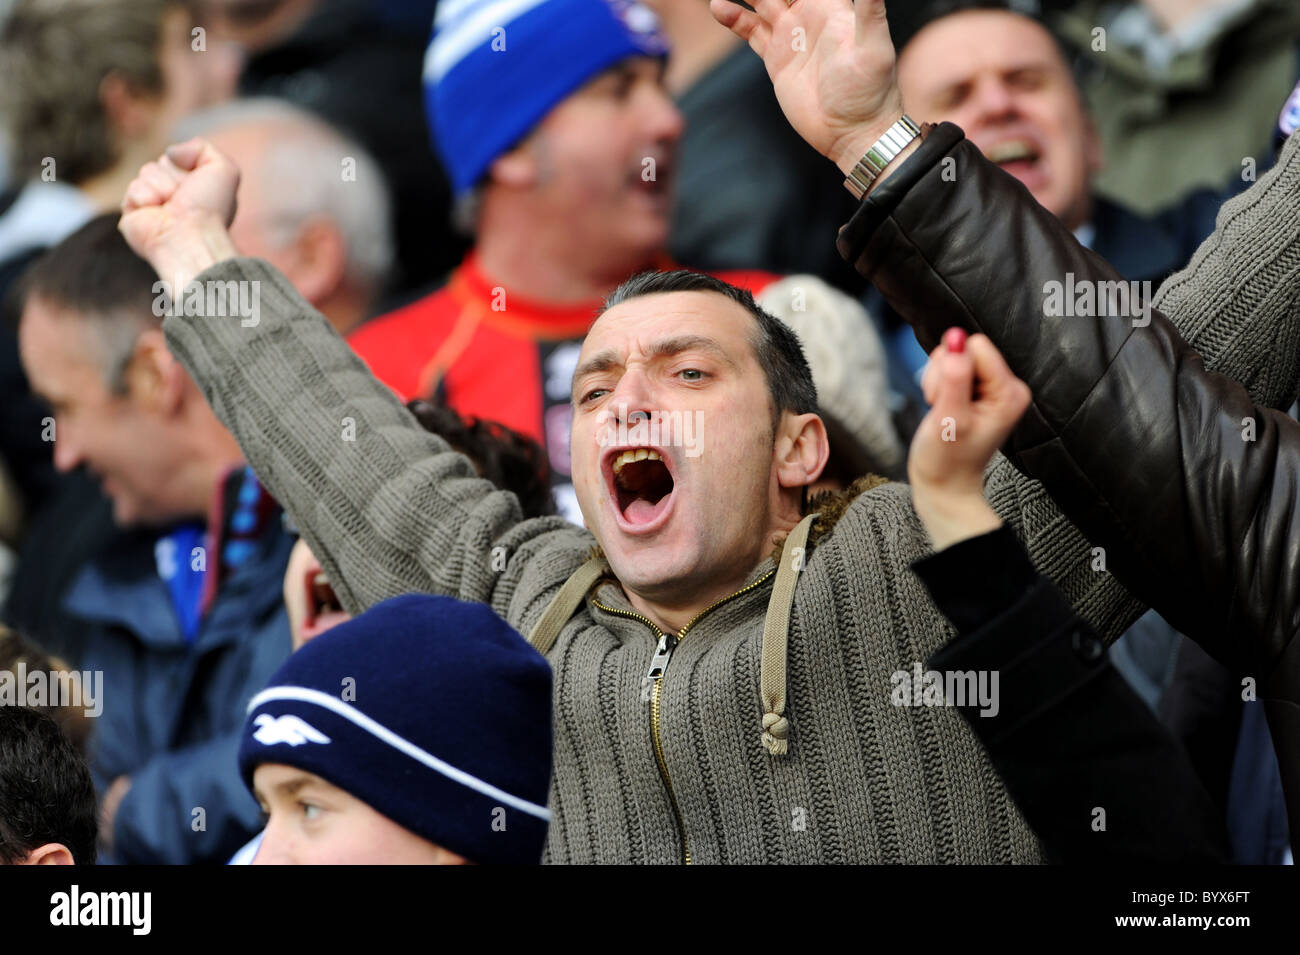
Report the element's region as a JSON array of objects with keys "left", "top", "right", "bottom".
[{"left": 251, "top": 764, "right": 469, "bottom": 865}]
